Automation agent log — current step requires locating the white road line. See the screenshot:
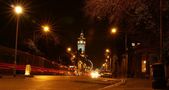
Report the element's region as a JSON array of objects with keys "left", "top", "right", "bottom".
[{"left": 99, "top": 79, "right": 126, "bottom": 90}]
